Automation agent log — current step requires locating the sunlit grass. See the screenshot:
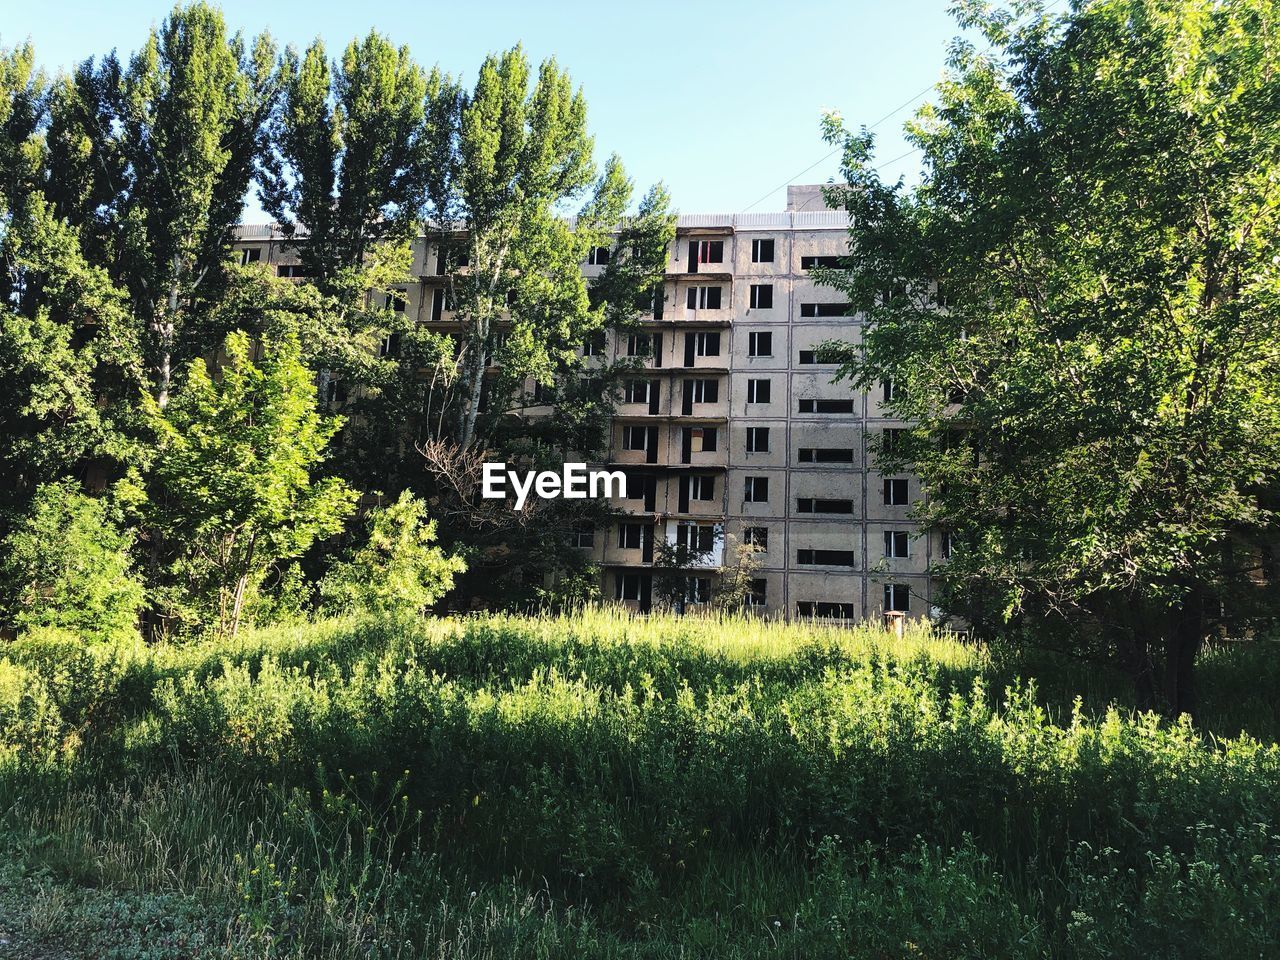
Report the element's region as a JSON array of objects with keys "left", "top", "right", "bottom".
[{"left": 2, "top": 611, "right": 1278, "bottom": 958}]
